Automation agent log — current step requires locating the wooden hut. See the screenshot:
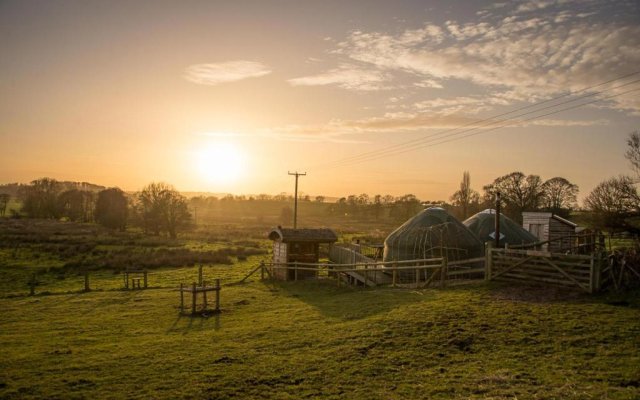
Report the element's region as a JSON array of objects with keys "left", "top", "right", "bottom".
[
  {"left": 522, "top": 212, "right": 577, "bottom": 252},
  {"left": 268, "top": 227, "right": 338, "bottom": 281}
]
